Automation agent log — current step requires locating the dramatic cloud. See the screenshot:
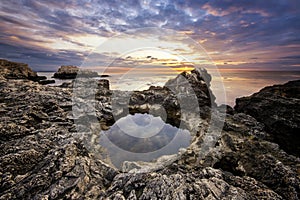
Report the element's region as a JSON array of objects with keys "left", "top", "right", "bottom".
[{"left": 0, "top": 0, "right": 299, "bottom": 70}]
